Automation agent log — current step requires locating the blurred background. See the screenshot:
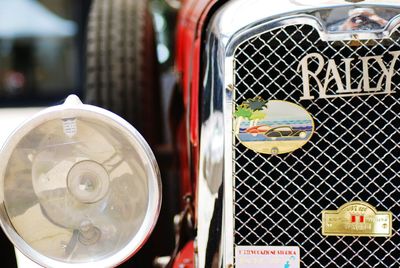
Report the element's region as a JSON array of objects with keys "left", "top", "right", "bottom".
[
  {"left": 0, "top": 0, "right": 177, "bottom": 106},
  {"left": 0, "top": 0, "right": 179, "bottom": 267},
  {"left": 0, "top": 0, "right": 87, "bottom": 106}
]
